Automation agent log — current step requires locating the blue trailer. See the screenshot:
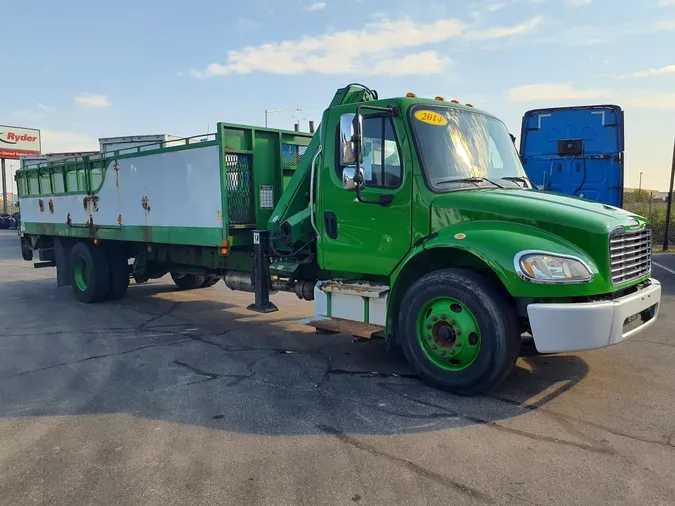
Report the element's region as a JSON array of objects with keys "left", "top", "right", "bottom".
[{"left": 520, "top": 105, "right": 625, "bottom": 207}]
